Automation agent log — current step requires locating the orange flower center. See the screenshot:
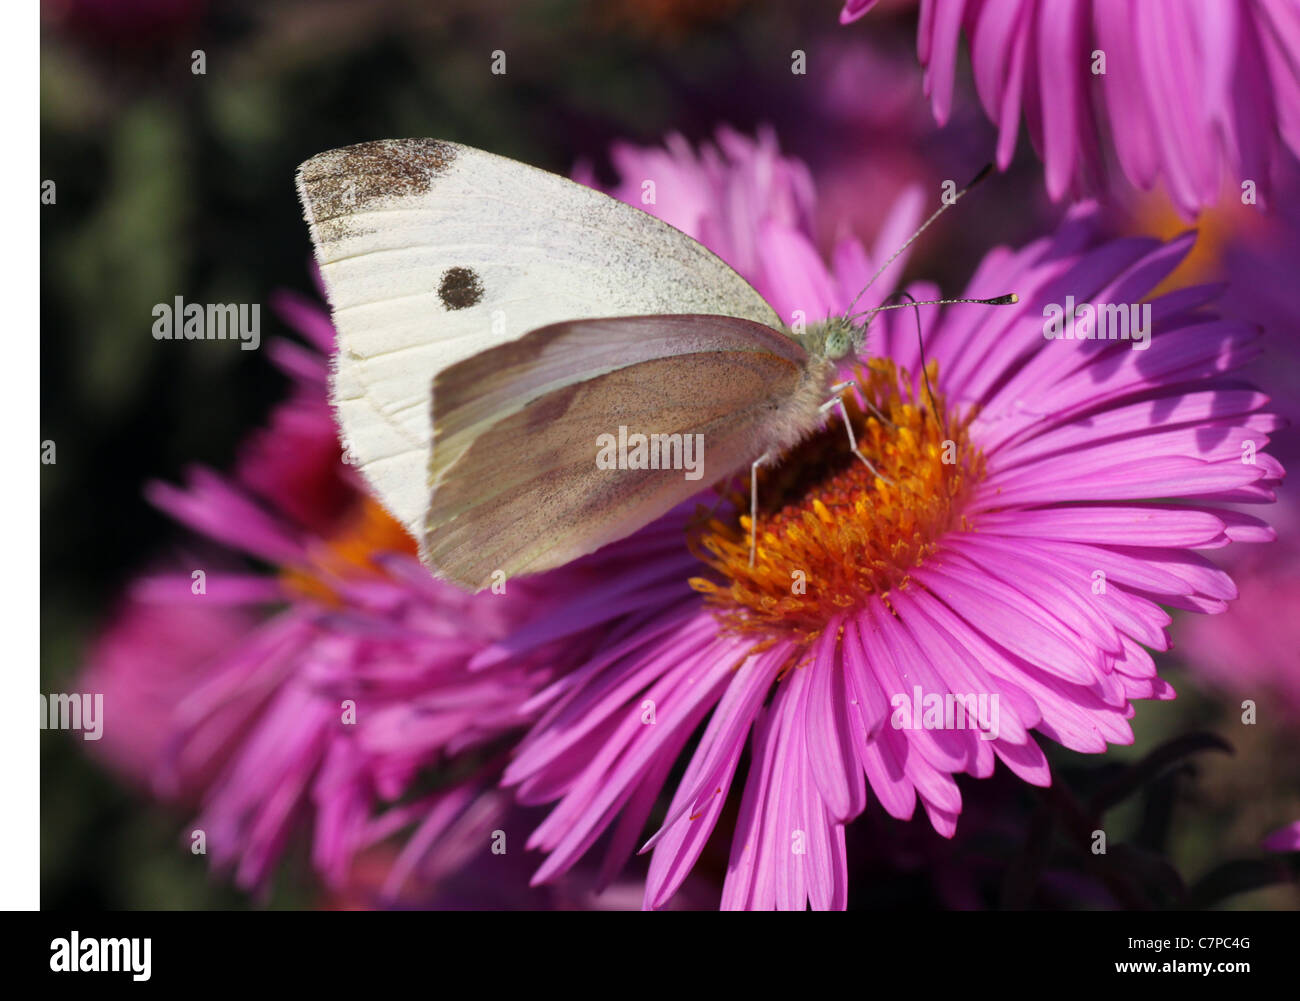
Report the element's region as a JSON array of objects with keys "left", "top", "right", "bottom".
[
  {"left": 688, "top": 358, "right": 983, "bottom": 642},
  {"left": 280, "top": 496, "right": 417, "bottom": 604}
]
